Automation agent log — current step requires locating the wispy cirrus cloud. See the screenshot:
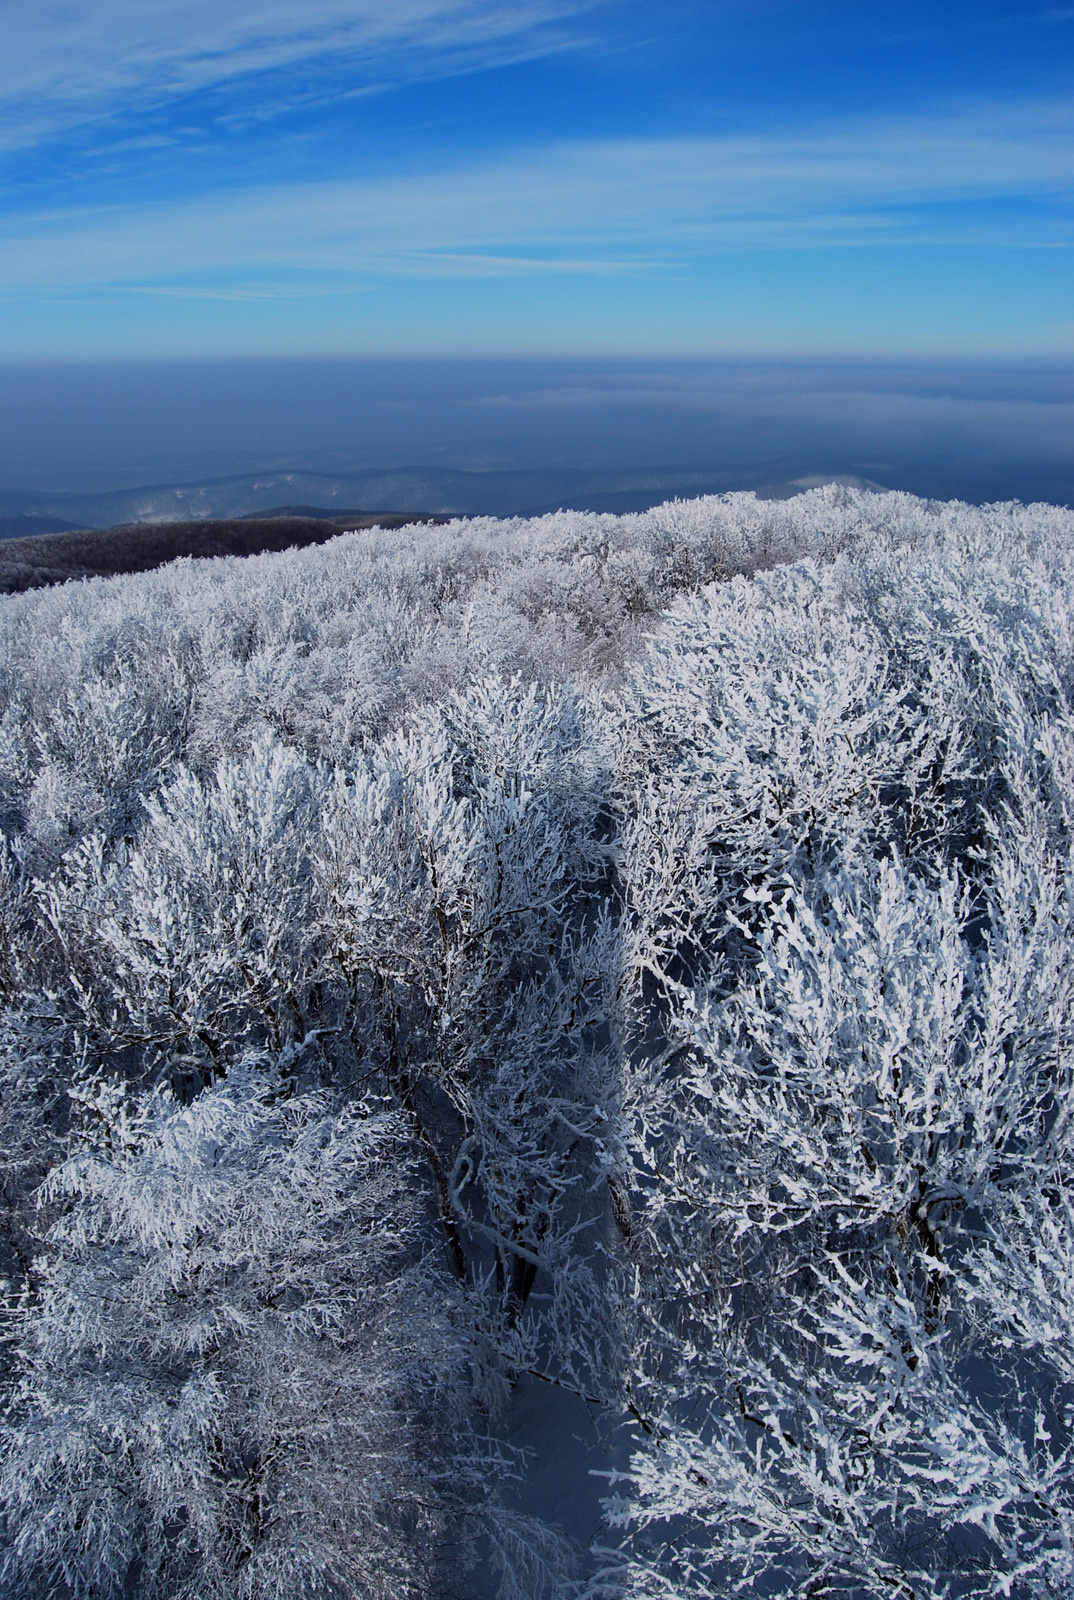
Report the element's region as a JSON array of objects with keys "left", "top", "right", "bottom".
[
  {"left": 0, "top": 0, "right": 597, "bottom": 152},
  {"left": 0, "top": 101, "right": 1070, "bottom": 297}
]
